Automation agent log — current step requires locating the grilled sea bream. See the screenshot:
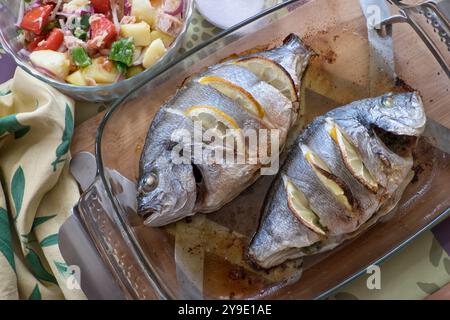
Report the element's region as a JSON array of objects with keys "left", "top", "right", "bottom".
[
  {"left": 137, "top": 34, "right": 312, "bottom": 226},
  {"left": 248, "top": 92, "right": 426, "bottom": 269}
]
